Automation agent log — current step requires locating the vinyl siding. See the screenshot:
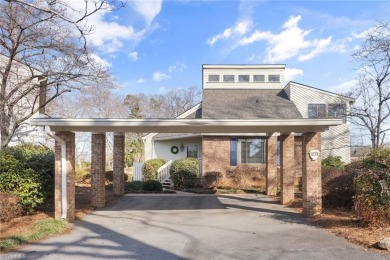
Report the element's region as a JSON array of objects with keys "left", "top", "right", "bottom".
[
  {"left": 145, "top": 137, "right": 202, "bottom": 161},
  {"left": 288, "top": 82, "right": 351, "bottom": 163}
]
